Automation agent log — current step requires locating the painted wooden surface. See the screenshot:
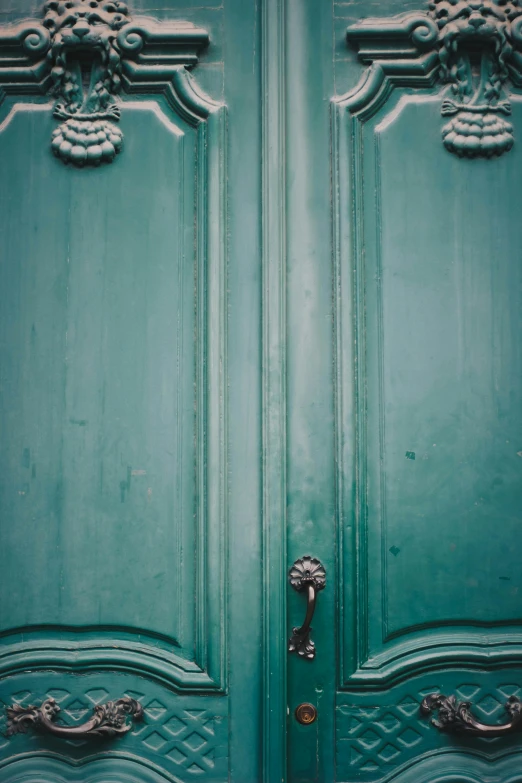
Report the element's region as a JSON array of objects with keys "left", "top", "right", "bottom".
[
  {"left": 0, "top": 0, "right": 262, "bottom": 781},
  {"left": 1, "top": 0, "right": 522, "bottom": 781},
  {"left": 285, "top": 0, "right": 522, "bottom": 782}
]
